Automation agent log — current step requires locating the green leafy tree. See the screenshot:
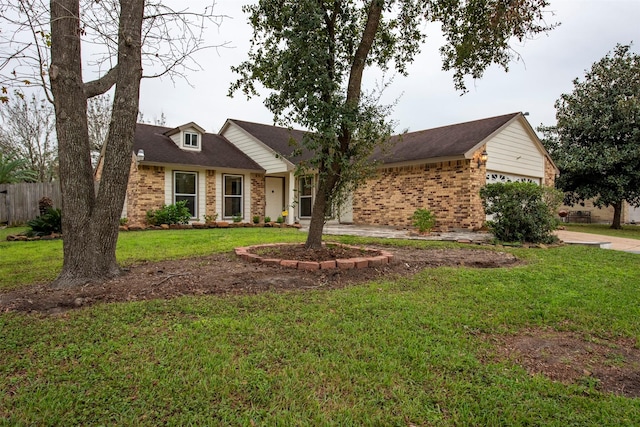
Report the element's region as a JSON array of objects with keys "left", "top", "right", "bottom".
[
  {"left": 231, "top": 0, "right": 555, "bottom": 249},
  {"left": 540, "top": 44, "right": 640, "bottom": 229},
  {"left": 0, "top": 152, "right": 38, "bottom": 184}
]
